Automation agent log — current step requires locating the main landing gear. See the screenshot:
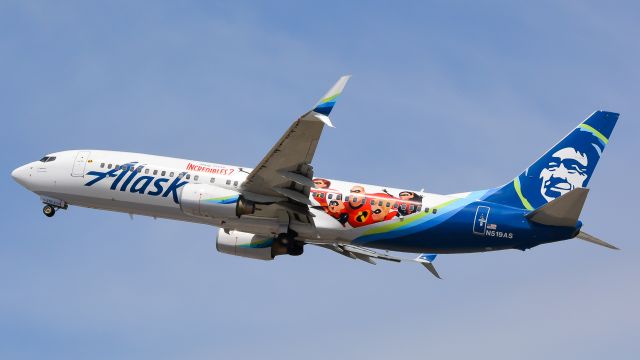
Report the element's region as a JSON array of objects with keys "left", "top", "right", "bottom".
[
  {"left": 43, "top": 204, "right": 56, "bottom": 217},
  {"left": 272, "top": 230, "right": 305, "bottom": 257}
]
